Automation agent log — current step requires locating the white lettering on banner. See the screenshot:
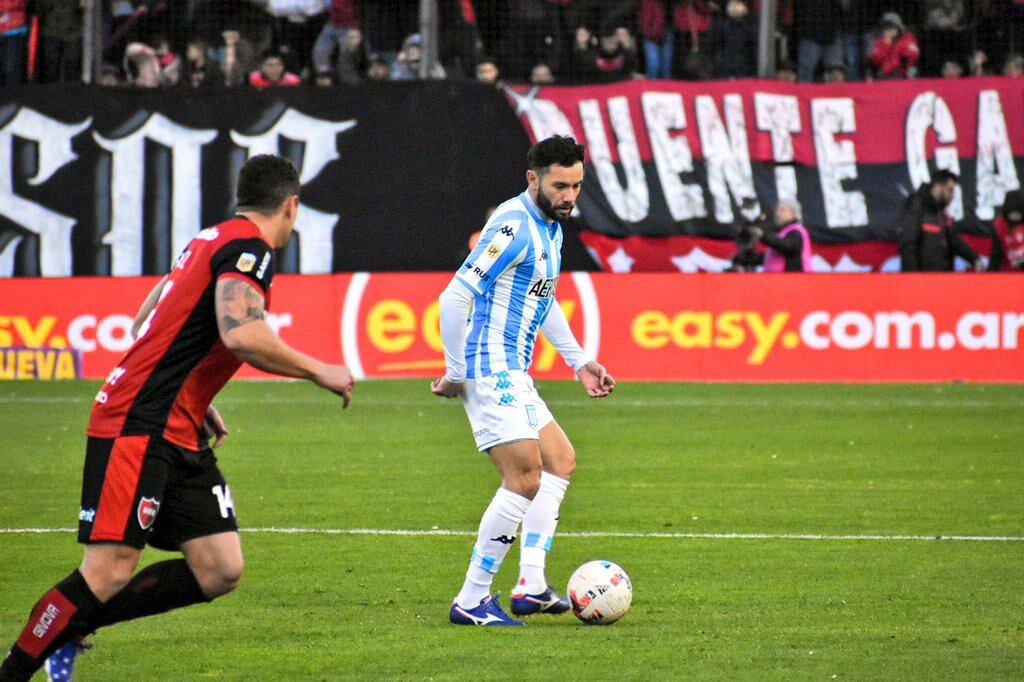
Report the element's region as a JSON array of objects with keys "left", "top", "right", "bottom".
[
  {"left": 754, "top": 93, "right": 801, "bottom": 204},
  {"left": 695, "top": 94, "right": 759, "bottom": 223},
  {"left": 811, "top": 98, "right": 868, "bottom": 228},
  {"left": 905, "top": 93, "right": 963, "bottom": 220},
  {"left": 975, "top": 90, "right": 1020, "bottom": 221},
  {"left": 94, "top": 114, "right": 217, "bottom": 275},
  {"left": 0, "top": 107, "right": 90, "bottom": 276},
  {"left": 508, "top": 90, "right": 577, "bottom": 140},
  {"left": 873, "top": 312, "right": 936, "bottom": 349},
  {"left": 641, "top": 92, "right": 706, "bottom": 221},
  {"left": 578, "top": 97, "right": 649, "bottom": 222},
  {"left": 230, "top": 107, "right": 356, "bottom": 274},
  {"left": 266, "top": 312, "right": 292, "bottom": 336},
  {"left": 798, "top": 310, "right": 1024, "bottom": 352},
  {"left": 68, "top": 314, "right": 135, "bottom": 352}
]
